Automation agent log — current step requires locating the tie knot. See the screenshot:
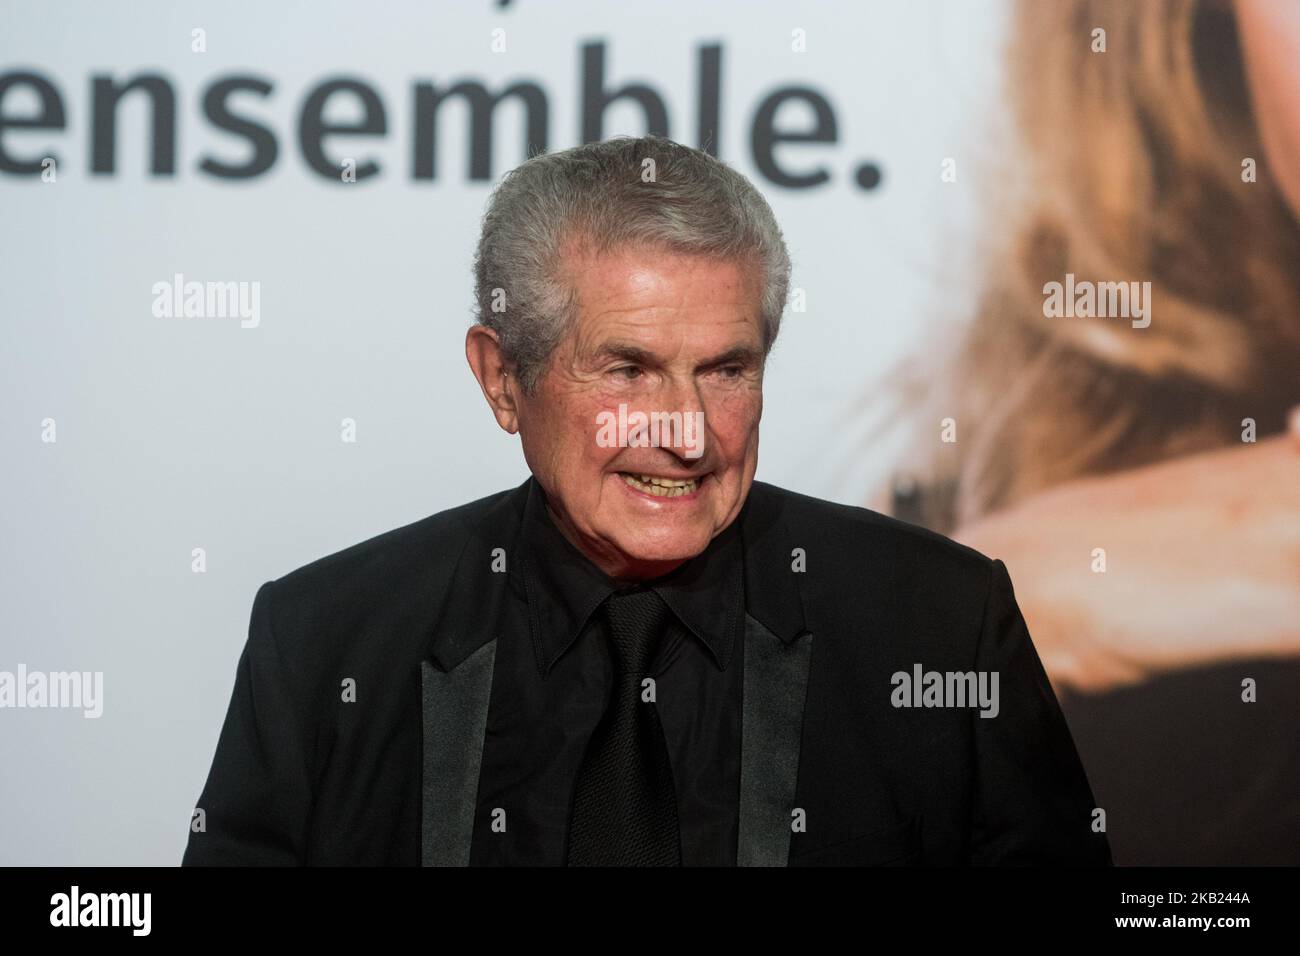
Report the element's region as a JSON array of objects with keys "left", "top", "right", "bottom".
[{"left": 602, "top": 586, "right": 670, "bottom": 675}]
